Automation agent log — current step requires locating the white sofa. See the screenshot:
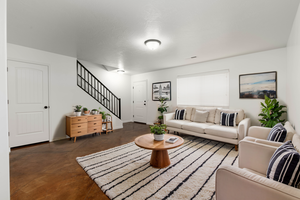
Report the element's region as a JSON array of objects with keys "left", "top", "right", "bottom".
[
  {"left": 215, "top": 125, "right": 300, "bottom": 200},
  {"left": 163, "top": 107, "right": 251, "bottom": 149}
]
